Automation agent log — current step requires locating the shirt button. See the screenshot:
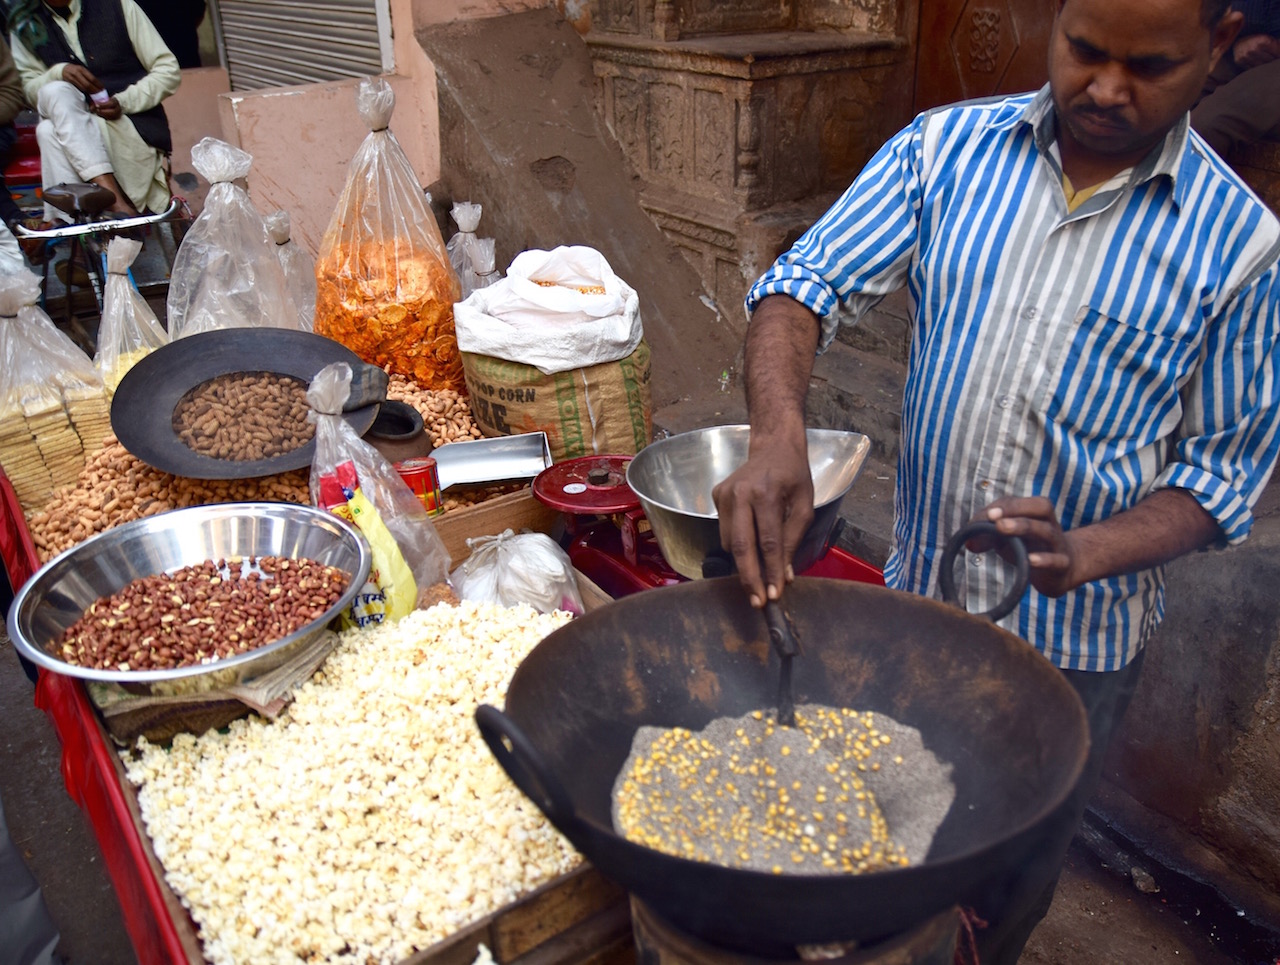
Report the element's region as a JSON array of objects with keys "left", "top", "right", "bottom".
[
  {"left": 998, "top": 395, "right": 1013, "bottom": 409},
  {"left": 970, "top": 554, "right": 984, "bottom": 566},
  {"left": 1023, "top": 307, "right": 1038, "bottom": 320},
  {"left": 979, "top": 480, "right": 992, "bottom": 490}
]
